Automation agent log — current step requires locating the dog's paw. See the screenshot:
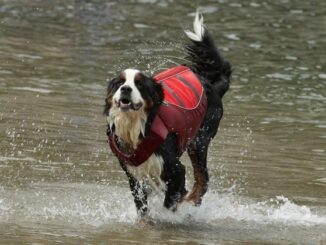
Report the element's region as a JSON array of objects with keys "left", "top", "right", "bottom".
[
  {"left": 136, "top": 216, "right": 156, "bottom": 226},
  {"left": 183, "top": 193, "right": 202, "bottom": 206}
]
